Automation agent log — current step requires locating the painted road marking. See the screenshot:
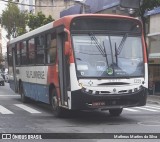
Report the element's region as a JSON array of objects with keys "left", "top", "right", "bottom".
[
  {"left": 14, "top": 104, "right": 41, "bottom": 114},
  {"left": 135, "top": 107, "right": 159, "bottom": 112},
  {"left": 145, "top": 105, "right": 160, "bottom": 110},
  {"left": 0, "top": 105, "right": 14, "bottom": 114},
  {"left": 124, "top": 108, "right": 139, "bottom": 112},
  {"left": 0, "top": 95, "right": 19, "bottom": 97}
]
